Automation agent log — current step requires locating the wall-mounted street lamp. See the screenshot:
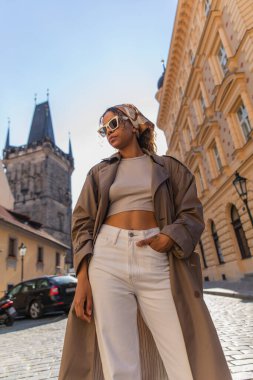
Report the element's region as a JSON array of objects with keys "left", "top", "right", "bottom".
[
  {"left": 19, "top": 243, "right": 27, "bottom": 282},
  {"left": 233, "top": 171, "right": 253, "bottom": 227}
]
